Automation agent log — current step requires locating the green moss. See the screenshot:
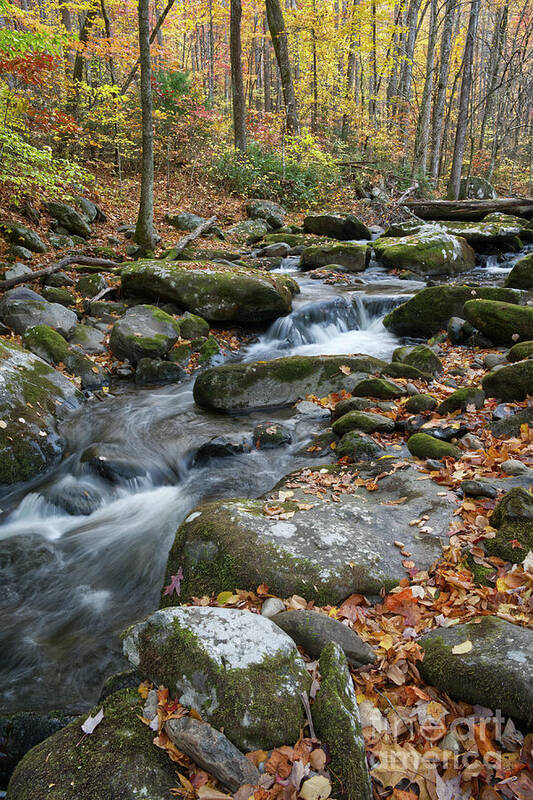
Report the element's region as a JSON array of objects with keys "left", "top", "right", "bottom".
[
  {"left": 301, "top": 243, "right": 368, "bottom": 271},
  {"left": 373, "top": 231, "right": 474, "bottom": 275},
  {"left": 198, "top": 335, "right": 221, "bottom": 364},
  {"left": 482, "top": 360, "right": 533, "bottom": 402},
  {"left": 332, "top": 410, "right": 394, "bottom": 435},
  {"left": 464, "top": 299, "right": 533, "bottom": 345},
  {"left": 437, "top": 386, "right": 485, "bottom": 414},
  {"left": 504, "top": 253, "right": 533, "bottom": 289},
  {"left": 336, "top": 432, "right": 382, "bottom": 460},
  {"left": 22, "top": 325, "right": 69, "bottom": 365},
  {"left": 466, "top": 555, "right": 495, "bottom": 586},
  {"left": 351, "top": 377, "right": 405, "bottom": 399},
  {"left": 508, "top": 340, "right": 533, "bottom": 362},
  {"left": 407, "top": 433, "right": 461, "bottom": 460},
  {"left": 392, "top": 344, "right": 443, "bottom": 376},
  {"left": 41, "top": 286, "right": 76, "bottom": 307},
  {"left": 486, "top": 488, "right": 533, "bottom": 563},
  {"left": 405, "top": 394, "right": 437, "bottom": 413}
]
